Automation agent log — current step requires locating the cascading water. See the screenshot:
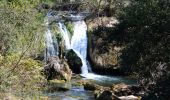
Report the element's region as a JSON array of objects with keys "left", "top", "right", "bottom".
[
  {"left": 44, "top": 12, "right": 106, "bottom": 79},
  {"left": 58, "top": 22, "right": 71, "bottom": 50},
  {"left": 44, "top": 13, "right": 136, "bottom": 85},
  {"left": 56, "top": 18, "right": 128, "bottom": 81},
  {"left": 44, "top": 21, "right": 59, "bottom": 62},
  {"left": 57, "top": 20, "right": 90, "bottom": 75},
  {"left": 71, "top": 21, "right": 89, "bottom": 74}
]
